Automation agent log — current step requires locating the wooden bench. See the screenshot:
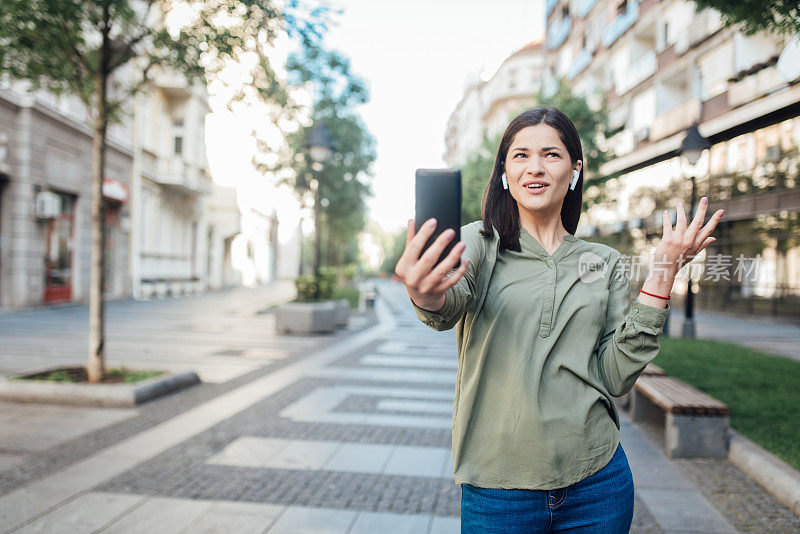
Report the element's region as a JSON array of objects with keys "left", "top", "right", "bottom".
[
  {"left": 629, "top": 375, "right": 730, "bottom": 458},
  {"left": 617, "top": 363, "right": 666, "bottom": 410}
]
